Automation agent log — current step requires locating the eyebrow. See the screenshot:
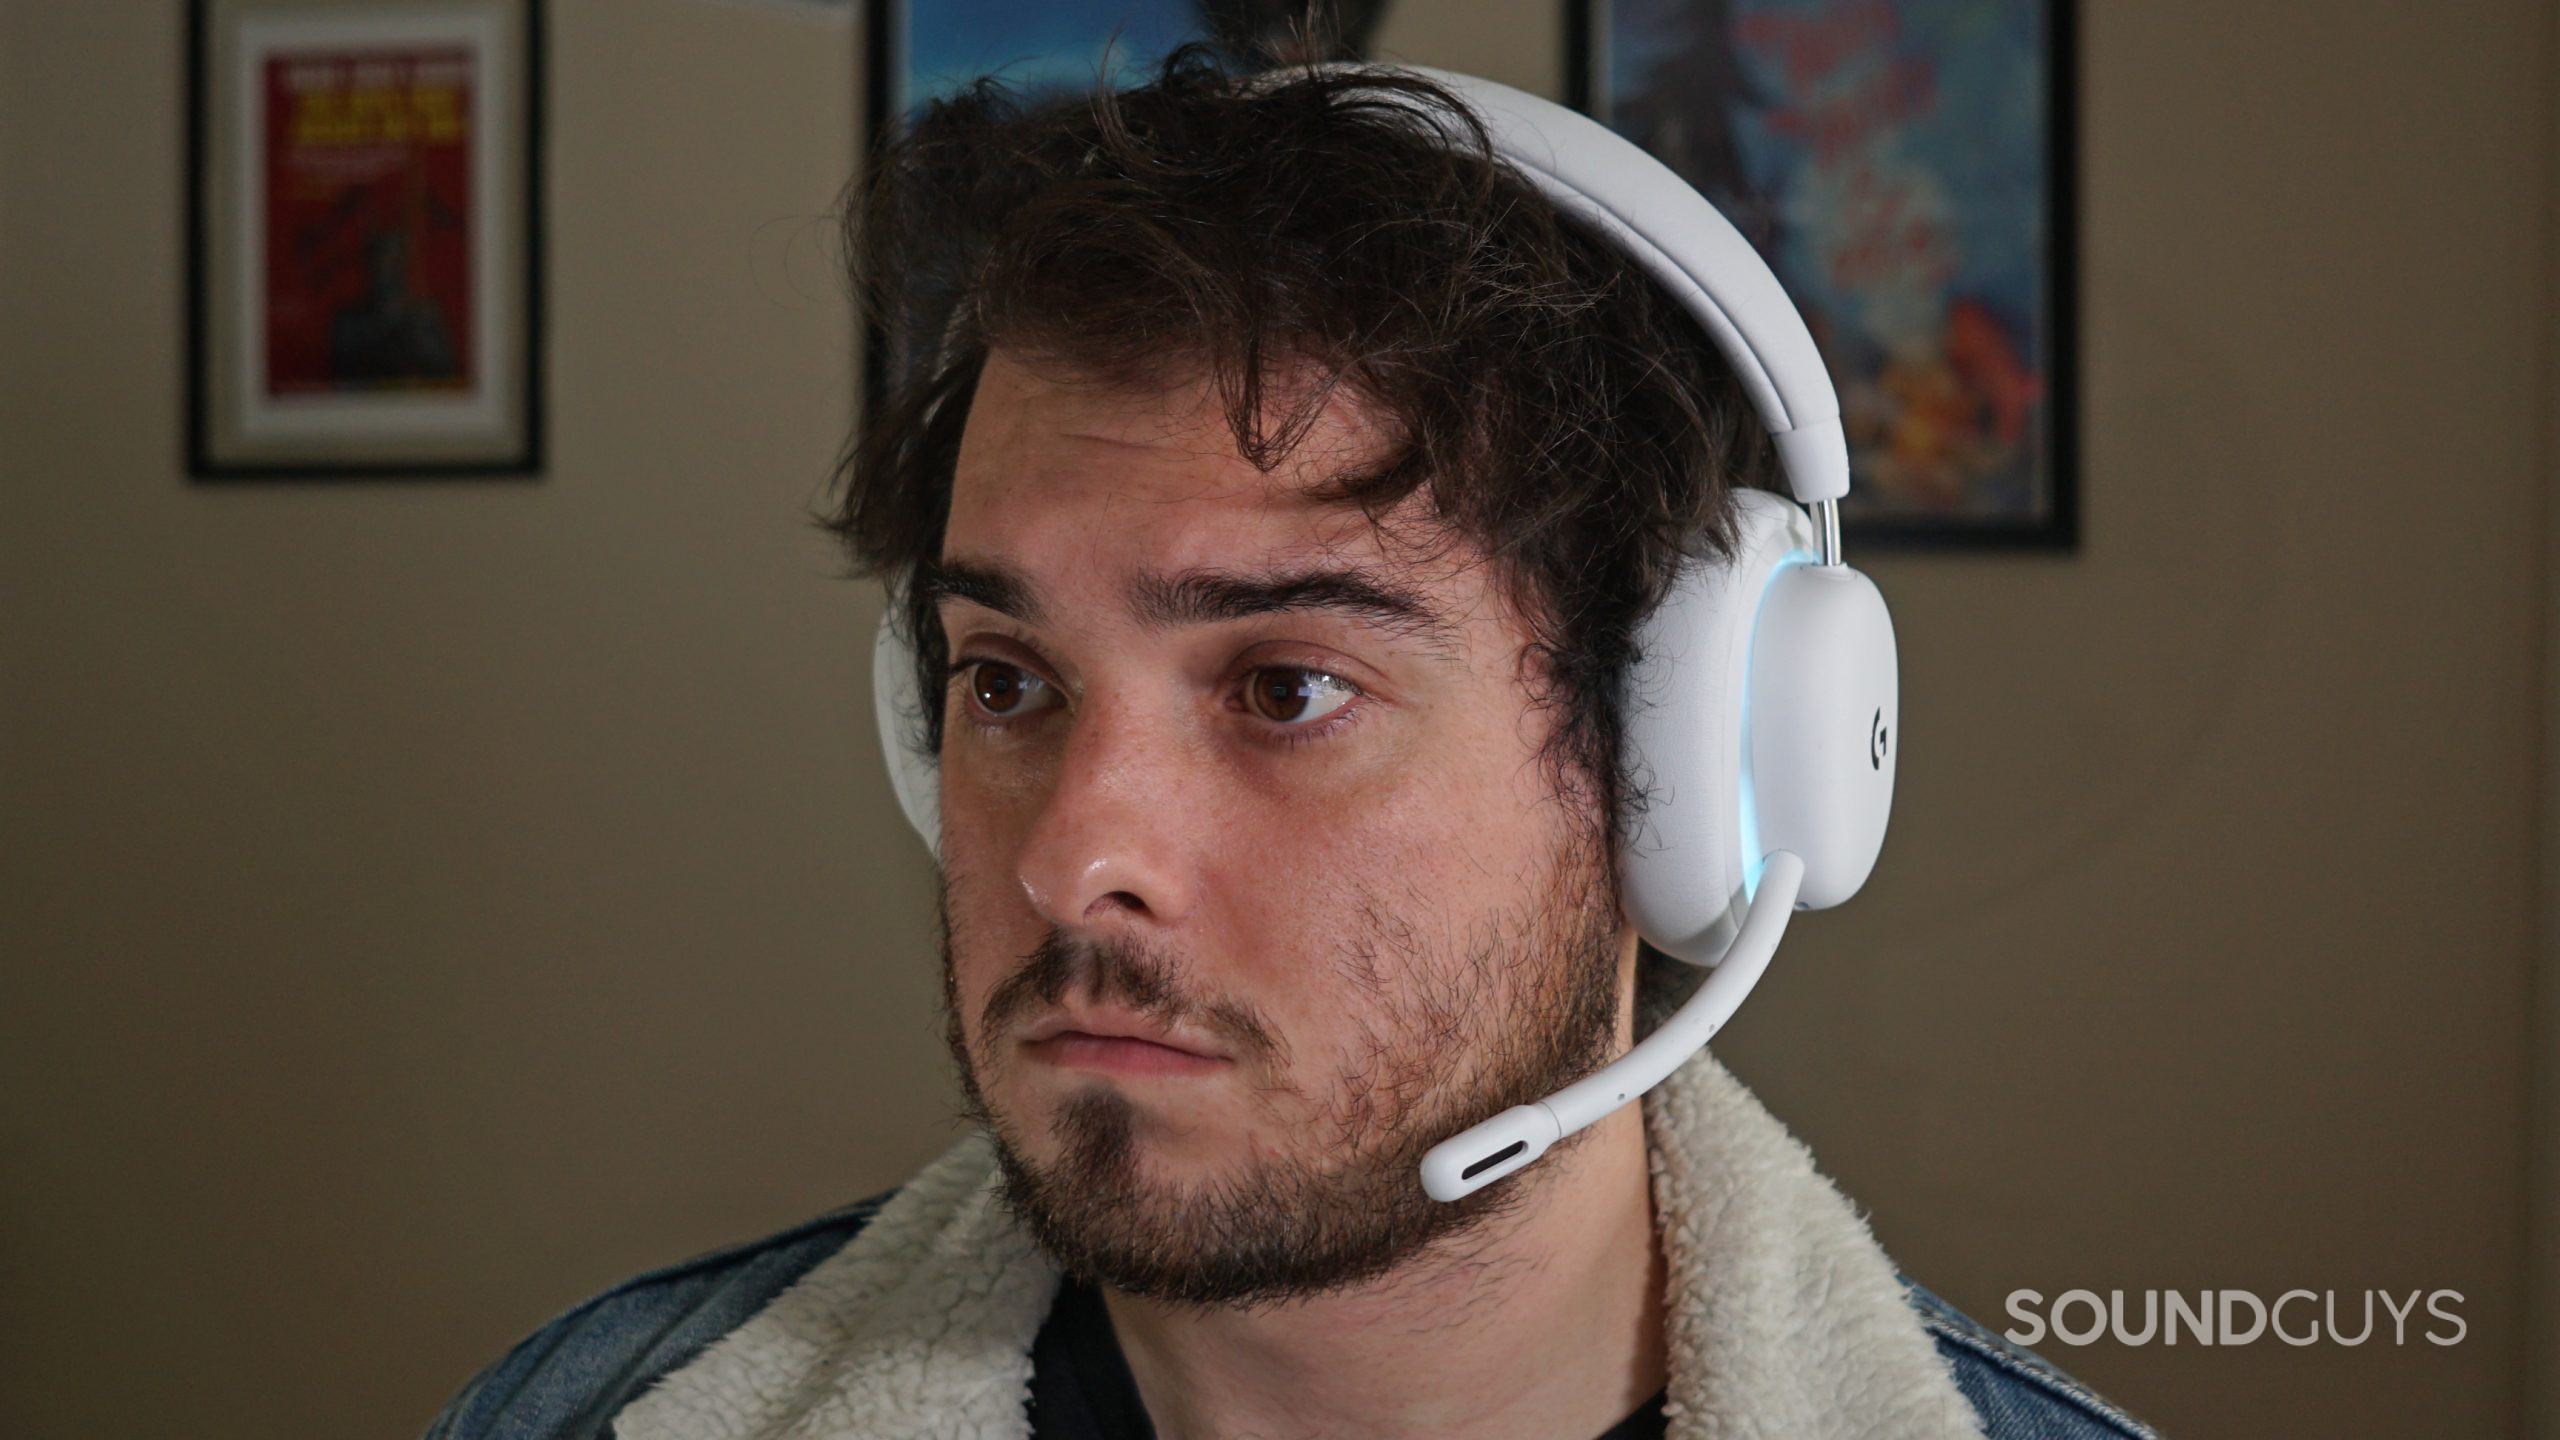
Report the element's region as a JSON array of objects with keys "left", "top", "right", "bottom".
[
  {"left": 925, "top": 558, "right": 1045, "bottom": 626},
  {"left": 928, "top": 556, "right": 1459, "bottom": 652},
  {"left": 1131, "top": 567, "right": 1455, "bottom": 648}
]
